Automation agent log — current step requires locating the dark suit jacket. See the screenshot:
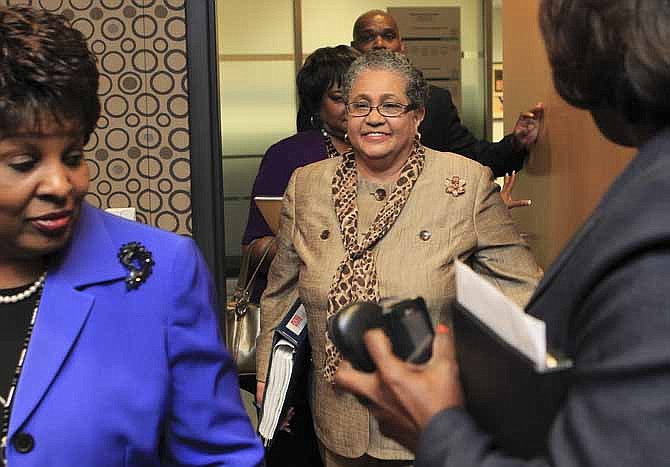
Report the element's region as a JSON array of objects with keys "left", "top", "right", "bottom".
[
  {"left": 415, "top": 128, "right": 670, "bottom": 467},
  {"left": 420, "top": 85, "right": 524, "bottom": 178}
]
